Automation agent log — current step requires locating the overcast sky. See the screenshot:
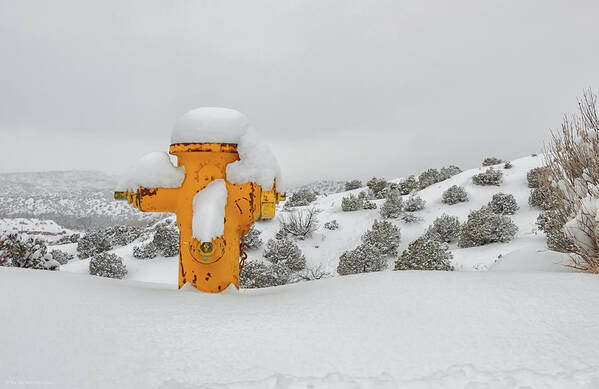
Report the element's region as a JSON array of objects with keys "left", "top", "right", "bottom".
[{"left": 1, "top": 0, "right": 598, "bottom": 186}]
